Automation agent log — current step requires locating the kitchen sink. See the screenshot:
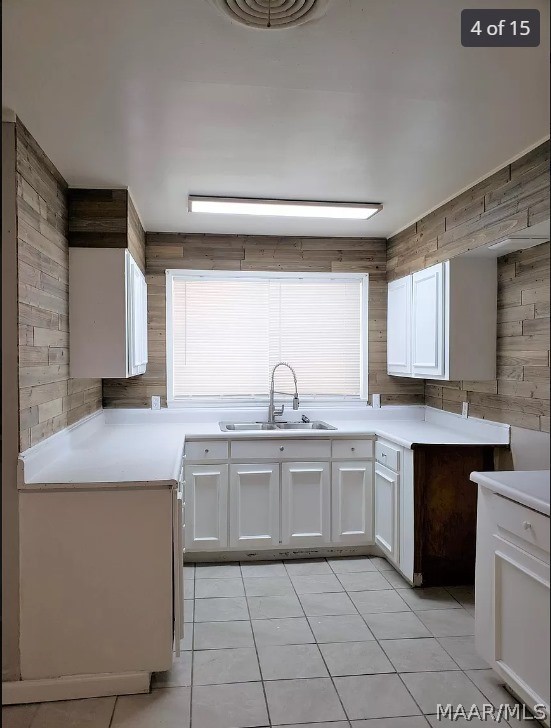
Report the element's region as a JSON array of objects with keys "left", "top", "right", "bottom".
[
  {"left": 220, "top": 422, "right": 279, "bottom": 431},
  {"left": 219, "top": 420, "right": 336, "bottom": 432},
  {"left": 275, "top": 421, "right": 336, "bottom": 430}
]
